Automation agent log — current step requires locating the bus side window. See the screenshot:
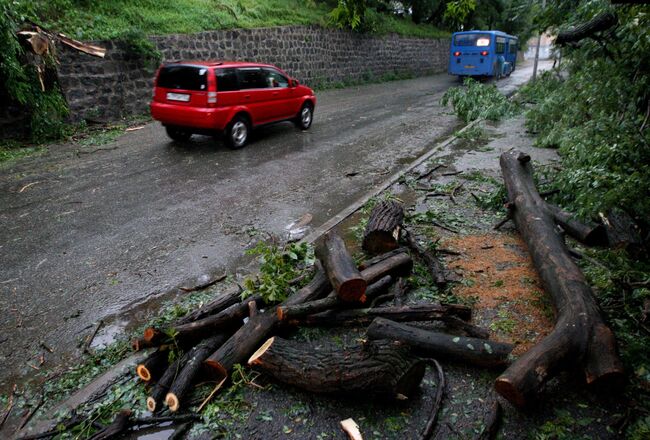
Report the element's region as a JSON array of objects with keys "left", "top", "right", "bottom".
[
  {"left": 509, "top": 40, "right": 517, "bottom": 54},
  {"left": 496, "top": 37, "right": 506, "bottom": 54}
]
